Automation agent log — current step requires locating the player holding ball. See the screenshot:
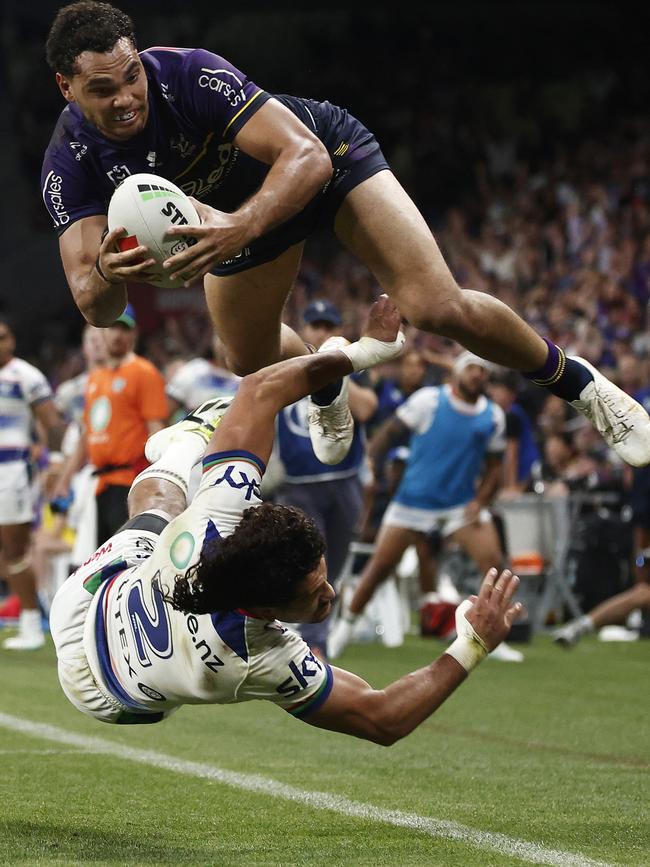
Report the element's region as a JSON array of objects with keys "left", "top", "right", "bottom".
[{"left": 42, "top": 1, "right": 650, "bottom": 469}]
